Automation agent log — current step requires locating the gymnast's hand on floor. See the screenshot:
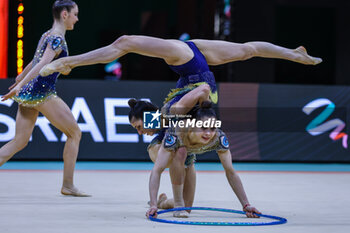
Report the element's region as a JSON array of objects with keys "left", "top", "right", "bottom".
[
  {"left": 243, "top": 204, "right": 261, "bottom": 218},
  {"left": 146, "top": 206, "right": 158, "bottom": 219}
]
